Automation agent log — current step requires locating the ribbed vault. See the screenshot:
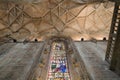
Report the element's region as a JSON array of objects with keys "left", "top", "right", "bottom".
[{"left": 0, "top": 0, "right": 114, "bottom": 41}]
